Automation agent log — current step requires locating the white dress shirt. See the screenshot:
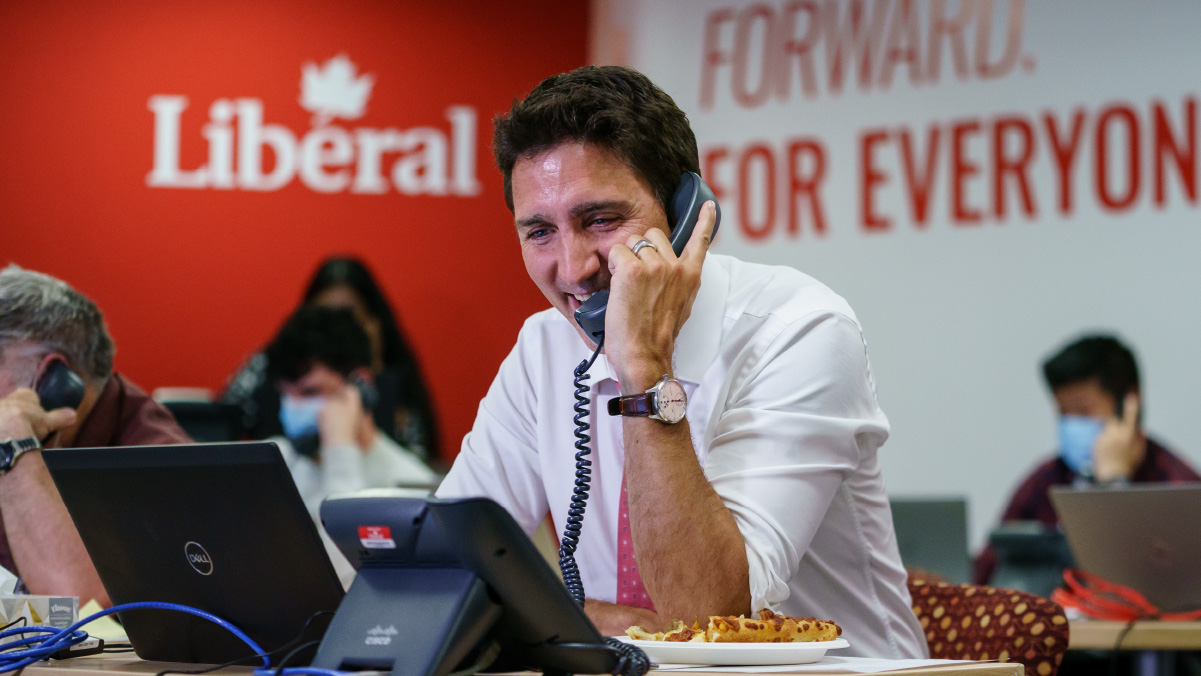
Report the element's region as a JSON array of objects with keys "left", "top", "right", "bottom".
[{"left": 437, "top": 253, "right": 927, "bottom": 659}]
